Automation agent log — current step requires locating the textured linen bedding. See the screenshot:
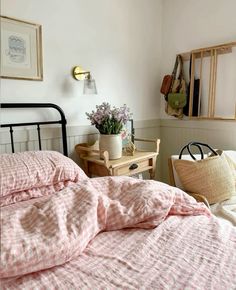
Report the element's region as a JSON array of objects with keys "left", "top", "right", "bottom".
[{"left": 1, "top": 151, "right": 236, "bottom": 290}]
